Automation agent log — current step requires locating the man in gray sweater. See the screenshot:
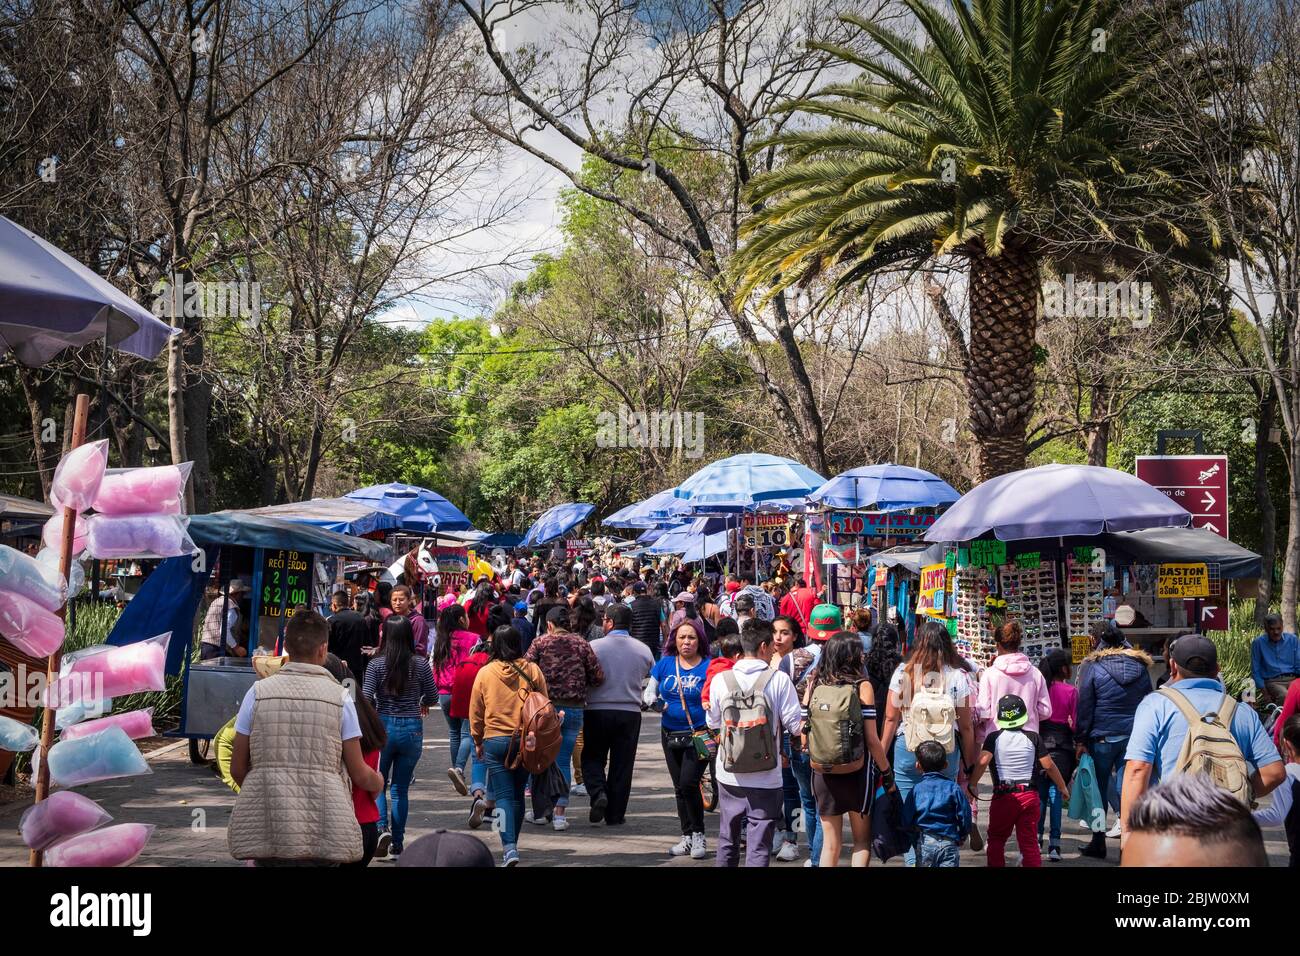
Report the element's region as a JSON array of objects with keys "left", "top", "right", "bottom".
[{"left": 583, "top": 603, "right": 654, "bottom": 825}]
